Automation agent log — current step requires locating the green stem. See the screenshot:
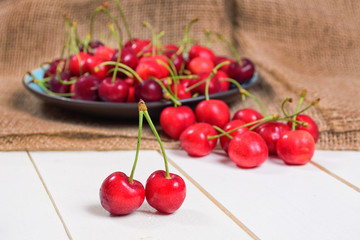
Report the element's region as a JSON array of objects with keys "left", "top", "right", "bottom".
[
  {"left": 205, "top": 61, "right": 231, "bottom": 100},
  {"left": 240, "top": 89, "right": 268, "bottom": 117},
  {"left": 152, "top": 78, "right": 182, "bottom": 106},
  {"left": 215, "top": 32, "right": 242, "bottom": 66},
  {"left": 281, "top": 97, "right": 292, "bottom": 119},
  {"left": 213, "top": 125, "right": 233, "bottom": 139},
  {"left": 292, "top": 90, "right": 307, "bottom": 130},
  {"left": 108, "top": 23, "right": 122, "bottom": 83},
  {"left": 129, "top": 109, "right": 143, "bottom": 183},
  {"left": 101, "top": 61, "right": 143, "bottom": 83},
  {"left": 60, "top": 14, "right": 71, "bottom": 59},
  {"left": 141, "top": 102, "right": 170, "bottom": 179},
  {"left": 115, "top": 0, "right": 133, "bottom": 44}
]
